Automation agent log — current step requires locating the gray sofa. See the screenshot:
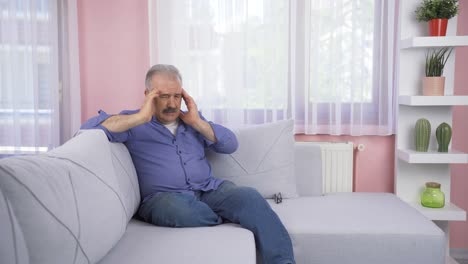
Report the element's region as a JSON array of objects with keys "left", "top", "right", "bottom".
[{"left": 0, "top": 129, "right": 446, "bottom": 264}]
